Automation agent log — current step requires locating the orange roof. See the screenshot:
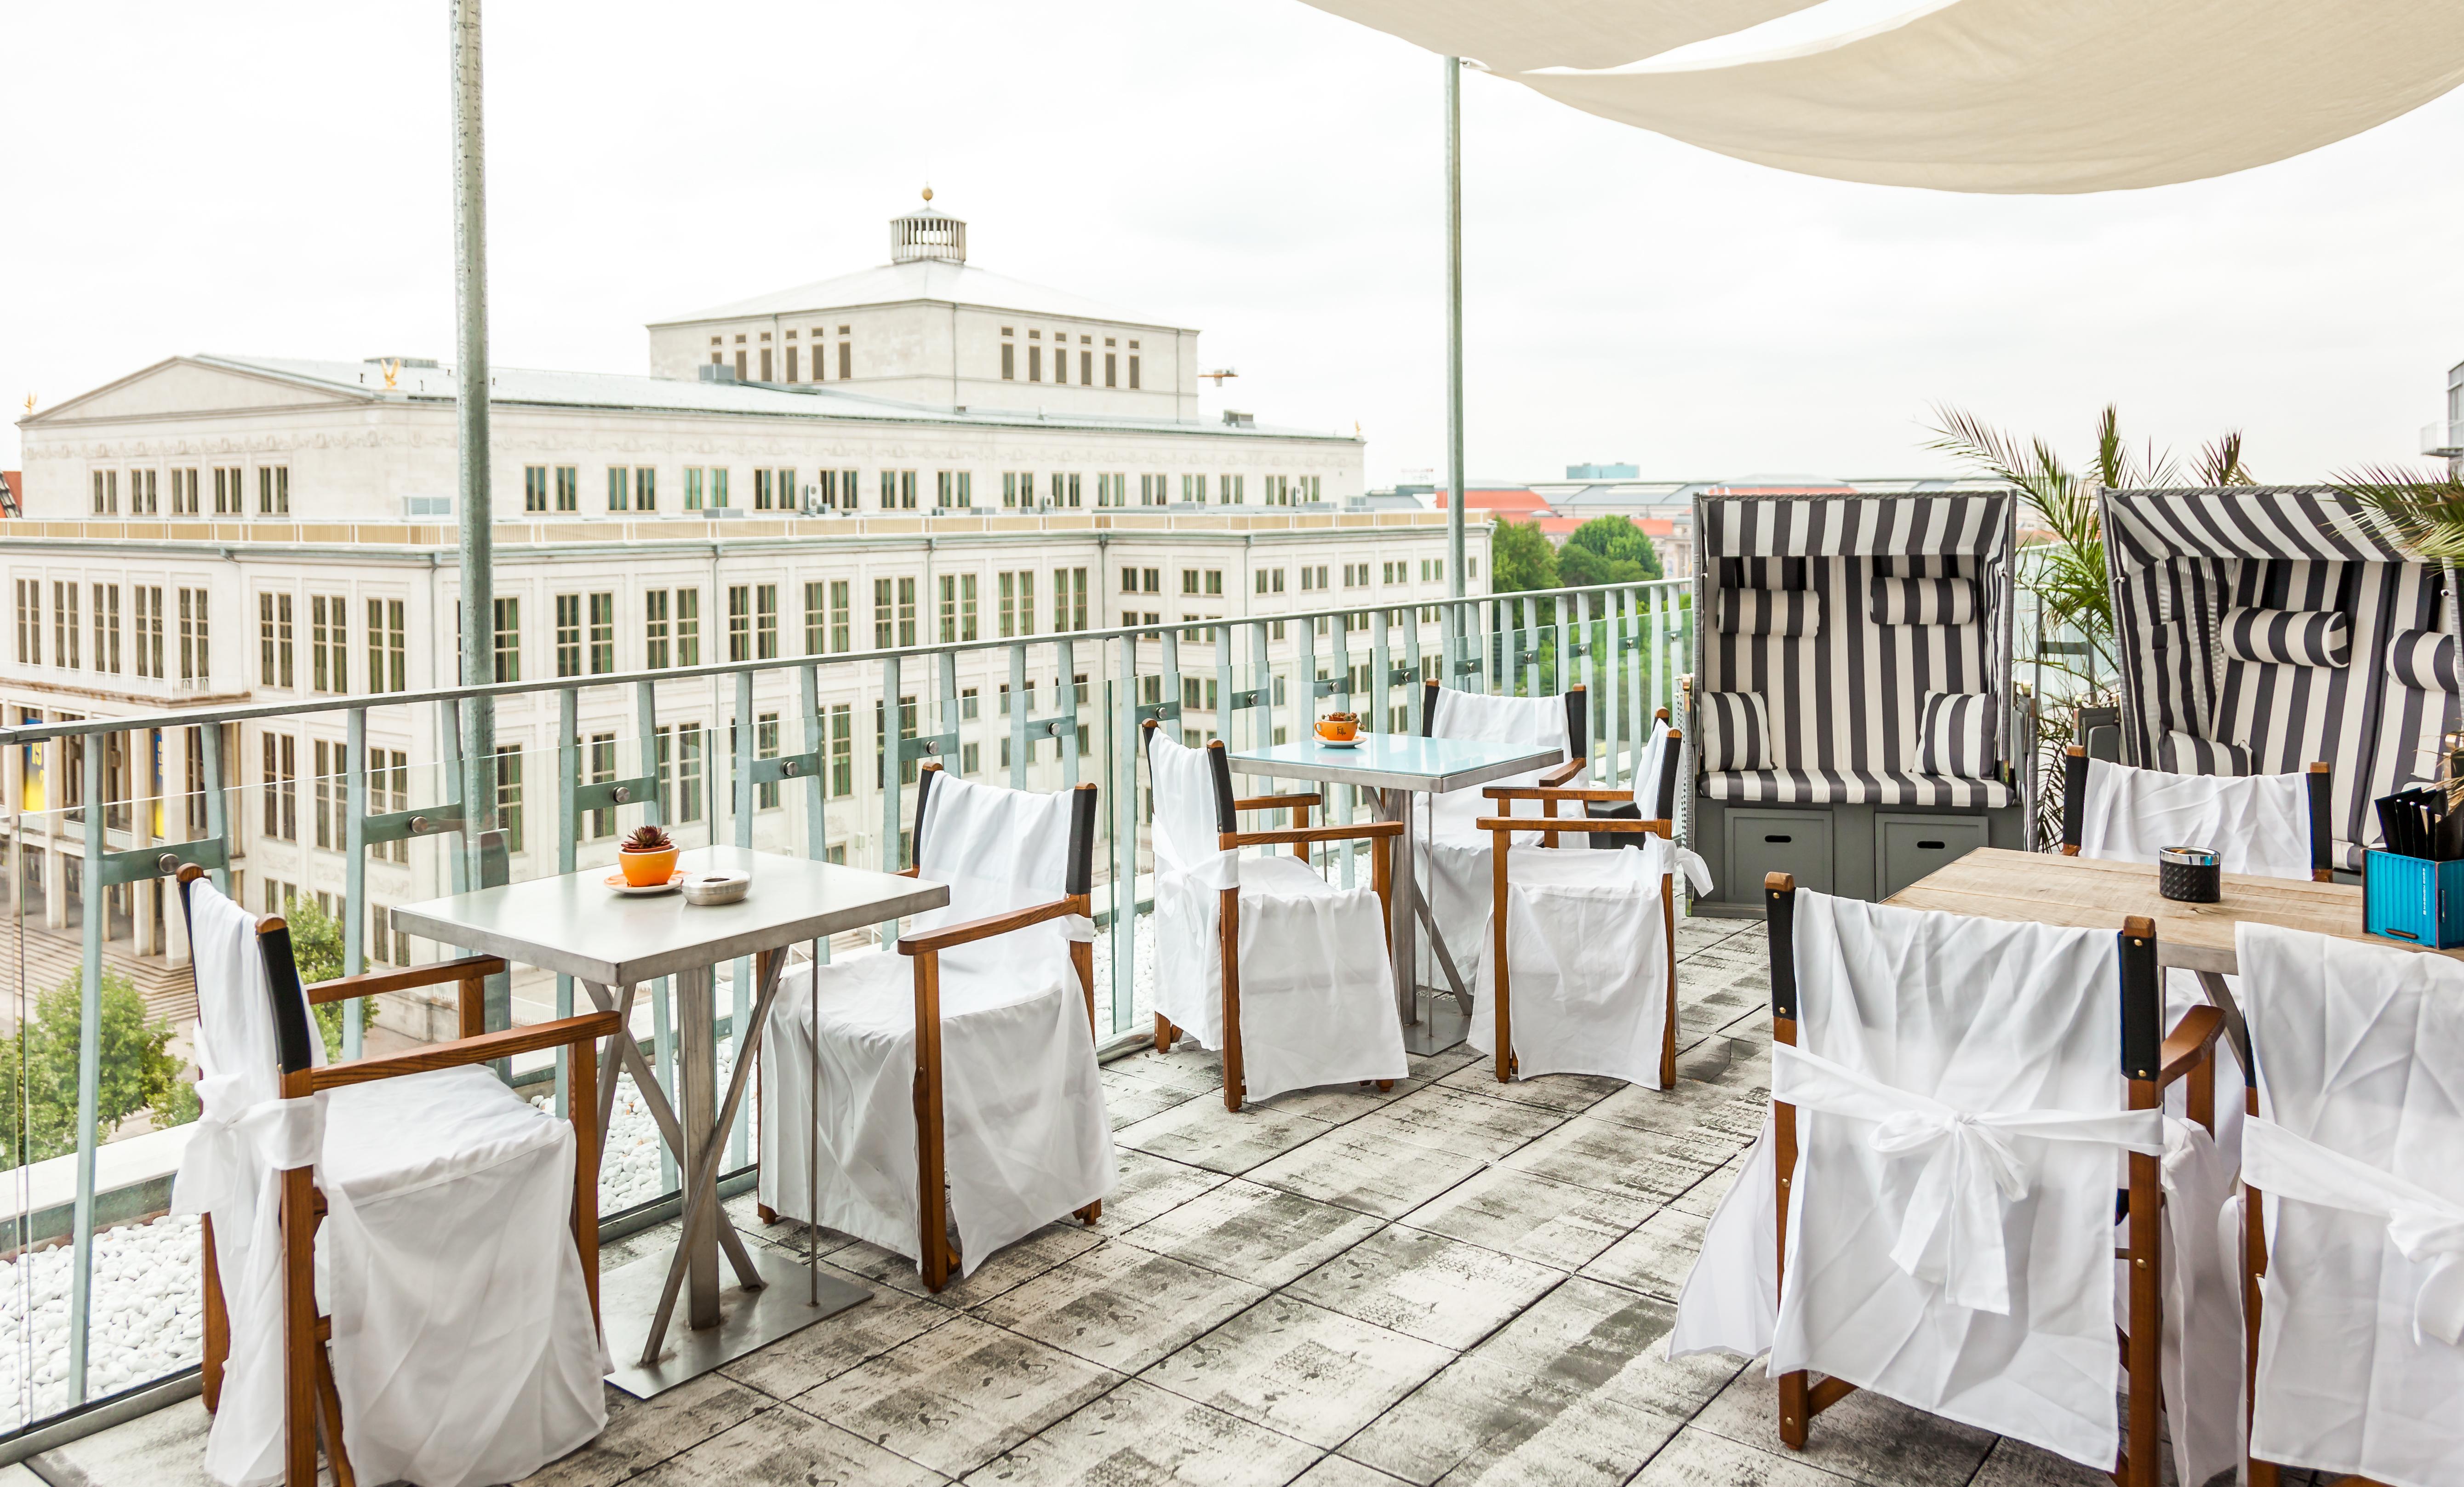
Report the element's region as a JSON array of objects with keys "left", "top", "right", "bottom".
[
  {"left": 1534, "top": 516, "right": 1582, "bottom": 537},
  {"left": 0, "top": 472, "right": 19, "bottom": 517},
  {"left": 1432, "top": 488, "right": 1549, "bottom": 514}
]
